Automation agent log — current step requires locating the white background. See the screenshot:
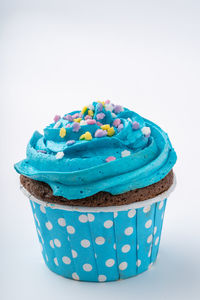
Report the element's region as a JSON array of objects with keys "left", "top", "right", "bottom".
[{"left": 1, "top": 1, "right": 200, "bottom": 299}]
